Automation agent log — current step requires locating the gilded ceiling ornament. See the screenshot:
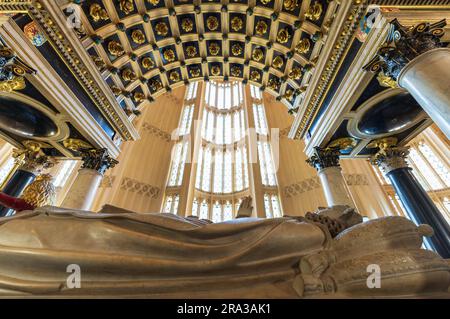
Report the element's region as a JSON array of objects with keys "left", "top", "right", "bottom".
[
  {"left": 147, "top": 0, "right": 160, "bottom": 5},
  {"left": 155, "top": 21, "right": 169, "bottom": 36},
  {"left": 12, "top": 146, "right": 56, "bottom": 175},
  {"left": 268, "top": 77, "right": 280, "bottom": 91},
  {"left": 272, "top": 56, "right": 284, "bottom": 69},
  {"left": 255, "top": 20, "right": 268, "bottom": 36},
  {"left": 23, "top": 21, "right": 47, "bottom": 47},
  {"left": 142, "top": 57, "right": 155, "bottom": 69},
  {"left": 133, "top": 92, "right": 145, "bottom": 103},
  {"left": 277, "top": 27, "right": 291, "bottom": 44},
  {"left": 208, "top": 42, "right": 220, "bottom": 56},
  {"left": 119, "top": 0, "right": 135, "bottom": 15},
  {"left": 169, "top": 71, "right": 180, "bottom": 82},
  {"left": 230, "top": 66, "right": 241, "bottom": 77},
  {"left": 185, "top": 45, "right": 197, "bottom": 58},
  {"left": 328, "top": 137, "right": 358, "bottom": 152},
  {"left": 377, "top": 71, "right": 398, "bottom": 89},
  {"left": 131, "top": 29, "right": 146, "bottom": 44},
  {"left": 206, "top": 16, "right": 219, "bottom": 31},
  {"left": 252, "top": 48, "right": 264, "bottom": 62},
  {"left": 210, "top": 65, "right": 221, "bottom": 76},
  {"left": 62, "top": 138, "right": 93, "bottom": 152},
  {"left": 163, "top": 48, "right": 176, "bottom": 62},
  {"left": 283, "top": 0, "right": 299, "bottom": 11},
  {"left": 149, "top": 78, "right": 163, "bottom": 91},
  {"left": 231, "top": 16, "right": 244, "bottom": 32},
  {"left": 110, "top": 85, "right": 123, "bottom": 96},
  {"left": 20, "top": 174, "right": 56, "bottom": 208},
  {"left": 295, "top": 38, "right": 311, "bottom": 54},
  {"left": 89, "top": 3, "right": 109, "bottom": 22},
  {"left": 0, "top": 46, "right": 35, "bottom": 93},
  {"left": 231, "top": 43, "right": 243, "bottom": 56},
  {"left": 250, "top": 70, "right": 261, "bottom": 82},
  {"left": 283, "top": 89, "right": 294, "bottom": 100},
  {"left": 288, "top": 66, "right": 302, "bottom": 80},
  {"left": 108, "top": 40, "right": 125, "bottom": 57},
  {"left": 91, "top": 55, "right": 106, "bottom": 69},
  {"left": 122, "top": 68, "right": 137, "bottom": 81},
  {"left": 305, "top": 2, "right": 323, "bottom": 22},
  {"left": 181, "top": 18, "right": 194, "bottom": 32},
  {"left": 189, "top": 67, "right": 201, "bottom": 77},
  {"left": 260, "top": 0, "right": 272, "bottom": 4}
]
